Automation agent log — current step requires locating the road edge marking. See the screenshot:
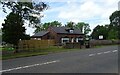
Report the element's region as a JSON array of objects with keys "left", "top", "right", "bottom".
[
  {"left": 104, "top": 51, "right": 111, "bottom": 54},
  {"left": 89, "top": 54, "right": 96, "bottom": 57},
  {"left": 97, "top": 52, "right": 103, "bottom": 55},
  {"left": 0, "top": 60, "right": 60, "bottom": 73},
  {"left": 112, "top": 50, "right": 118, "bottom": 53}
]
